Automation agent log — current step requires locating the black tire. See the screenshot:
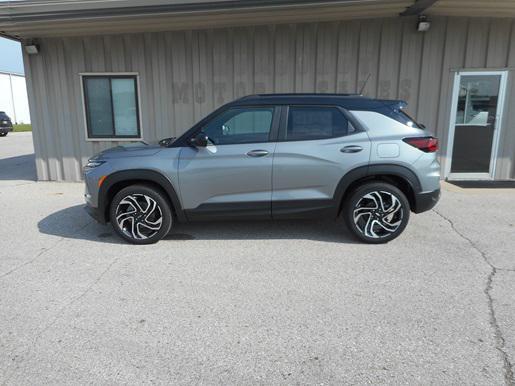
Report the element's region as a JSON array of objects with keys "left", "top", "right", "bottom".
[
  {"left": 0, "top": 133, "right": 7, "bottom": 137},
  {"left": 109, "top": 184, "right": 173, "bottom": 245},
  {"left": 343, "top": 182, "right": 410, "bottom": 244}
]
